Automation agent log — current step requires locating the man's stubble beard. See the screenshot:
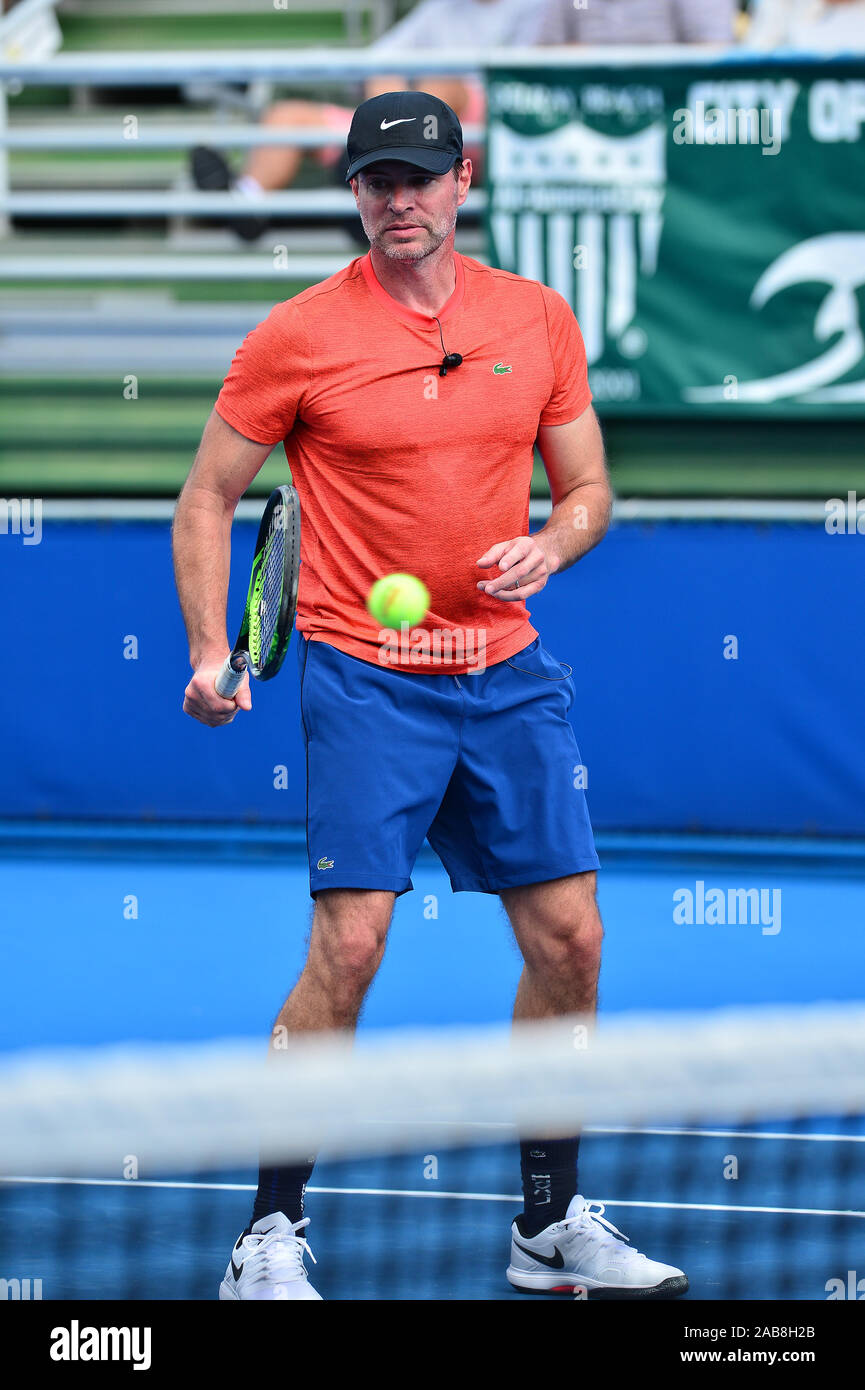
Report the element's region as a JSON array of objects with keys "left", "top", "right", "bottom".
[{"left": 362, "top": 205, "right": 459, "bottom": 261}]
